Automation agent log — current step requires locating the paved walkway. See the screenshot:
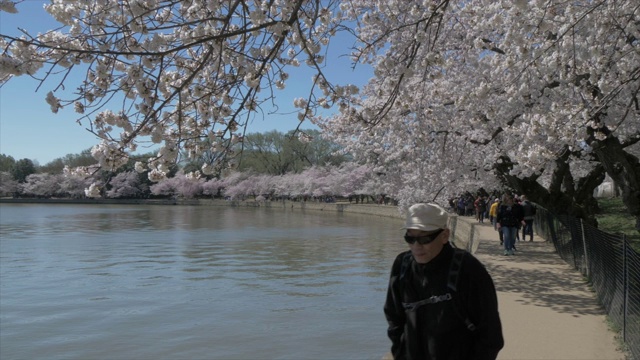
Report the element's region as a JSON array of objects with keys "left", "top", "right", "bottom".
[{"left": 466, "top": 219, "right": 627, "bottom": 360}]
